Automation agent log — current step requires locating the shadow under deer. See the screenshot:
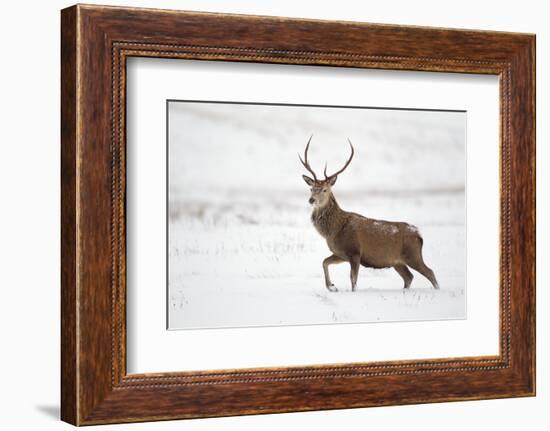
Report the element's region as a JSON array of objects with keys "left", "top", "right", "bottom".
[{"left": 300, "top": 136, "right": 440, "bottom": 292}]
